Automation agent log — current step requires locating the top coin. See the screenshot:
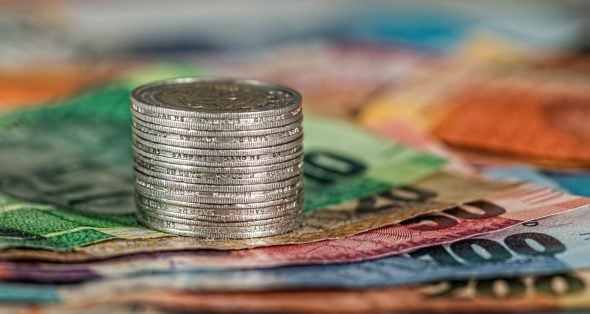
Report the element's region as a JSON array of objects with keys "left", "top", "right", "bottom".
[{"left": 131, "top": 77, "right": 302, "bottom": 117}]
